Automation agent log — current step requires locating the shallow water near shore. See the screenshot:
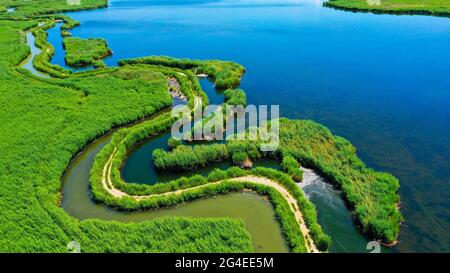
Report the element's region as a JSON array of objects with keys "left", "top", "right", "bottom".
[{"left": 53, "top": 0, "right": 450, "bottom": 252}]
